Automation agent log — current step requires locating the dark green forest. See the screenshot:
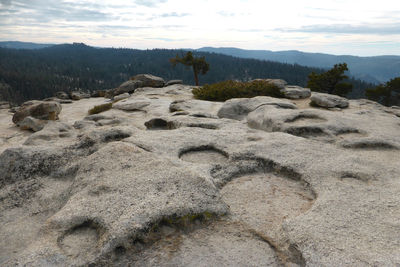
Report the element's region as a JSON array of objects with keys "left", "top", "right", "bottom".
[{"left": 0, "top": 43, "right": 373, "bottom": 104}]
